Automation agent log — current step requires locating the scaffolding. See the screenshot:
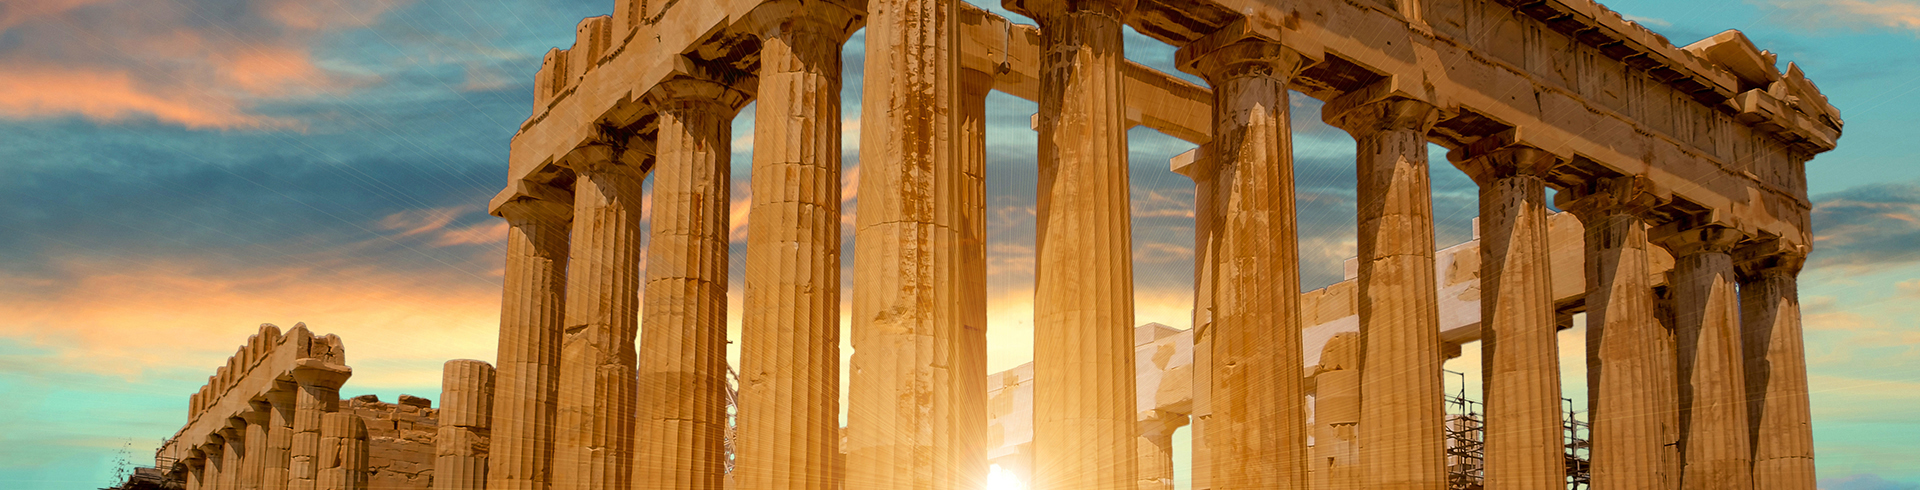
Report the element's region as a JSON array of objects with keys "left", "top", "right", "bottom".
[{"left": 1444, "top": 371, "right": 1594, "bottom": 490}]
